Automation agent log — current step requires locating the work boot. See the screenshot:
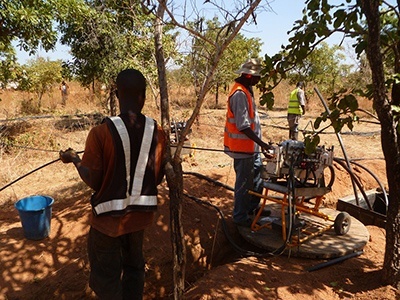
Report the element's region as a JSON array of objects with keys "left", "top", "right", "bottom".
[{"left": 249, "top": 207, "right": 271, "bottom": 217}]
